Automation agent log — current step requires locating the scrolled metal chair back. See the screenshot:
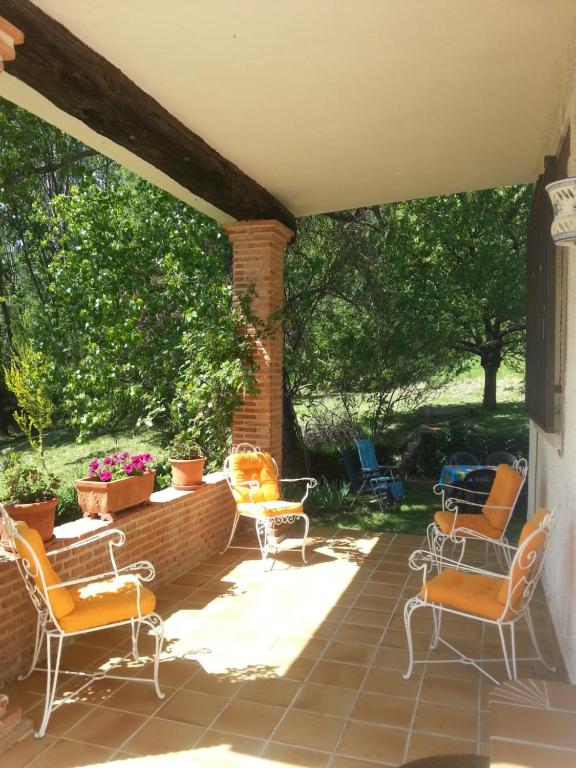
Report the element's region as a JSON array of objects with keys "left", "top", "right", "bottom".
[
  {"left": 0, "top": 502, "right": 58, "bottom": 625},
  {"left": 502, "top": 508, "right": 556, "bottom": 619}
]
